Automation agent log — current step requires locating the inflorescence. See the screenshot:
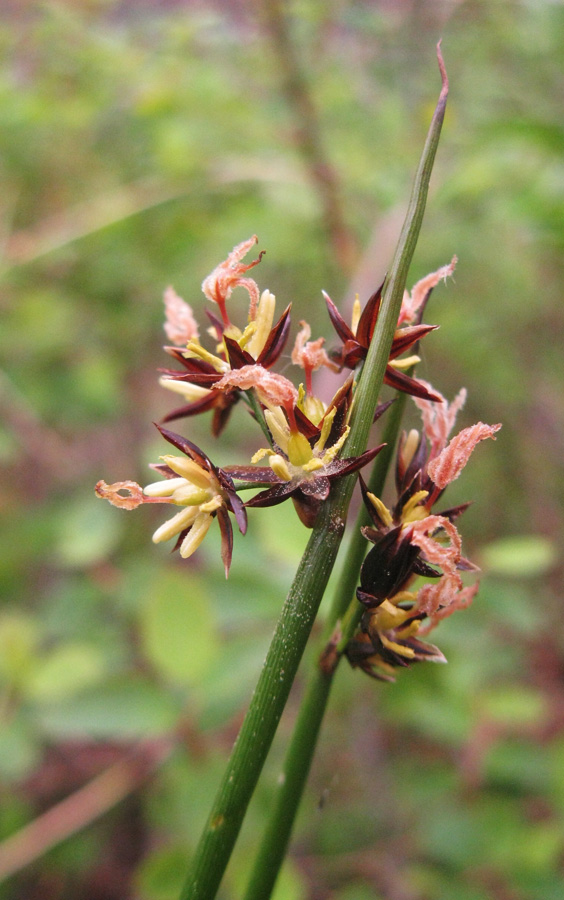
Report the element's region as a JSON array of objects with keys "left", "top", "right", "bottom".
[{"left": 96, "top": 236, "right": 500, "bottom": 678}]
